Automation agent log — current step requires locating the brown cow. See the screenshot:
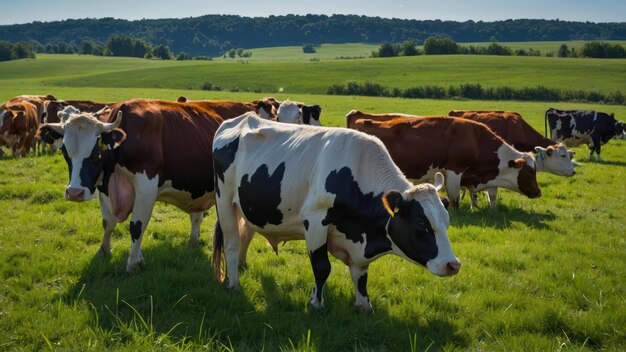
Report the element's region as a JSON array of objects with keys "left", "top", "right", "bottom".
[
  {"left": 448, "top": 110, "right": 521, "bottom": 118},
  {"left": 346, "top": 111, "right": 541, "bottom": 209},
  {"left": 0, "top": 100, "right": 41, "bottom": 156},
  {"left": 453, "top": 111, "right": 576, "bottom": 207},
  {"left": 177, "top": 96, "right": 276, "bottom": 120},
  {"left": 38, "top": 99, "right": 223, "bottom": 272}
]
